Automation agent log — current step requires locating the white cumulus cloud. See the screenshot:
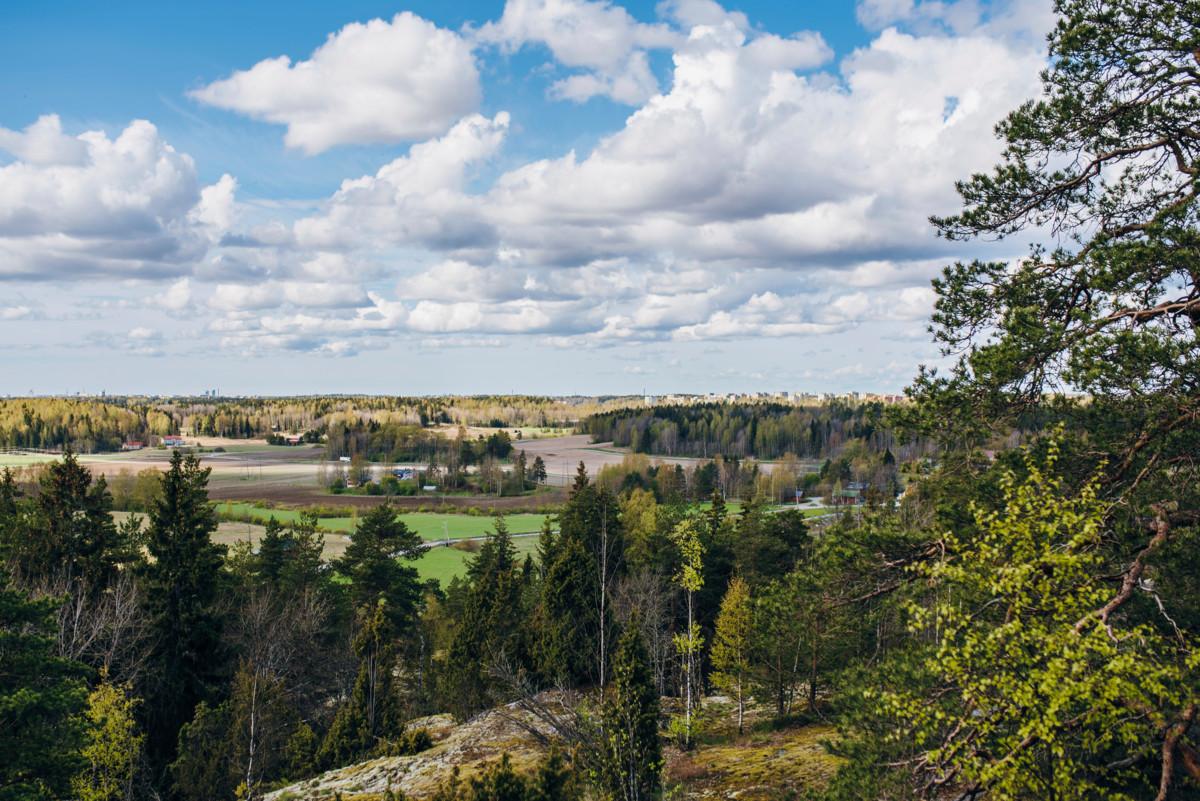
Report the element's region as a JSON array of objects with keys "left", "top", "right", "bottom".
[
  {"left": 476, "top": 0, "right": 681, "bottom": 104},
  {"left": 0, "top": 117, "right": 231, "bottom": 280},
  {"left": 192, "top": 12, "right": 481, "bottom": 154}
]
